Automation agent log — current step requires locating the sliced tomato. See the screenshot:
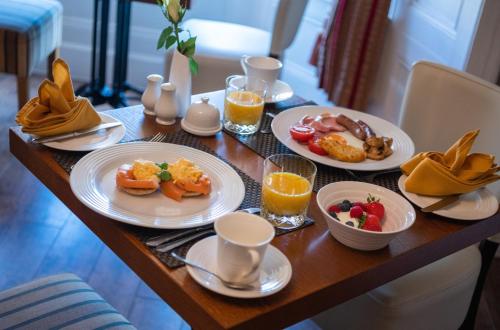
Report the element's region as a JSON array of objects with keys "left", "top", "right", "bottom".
[
  {"left": 308, "top": 138, "right": 328, "bottom": 155},
  {"left": 289, "top": 124, "right": 315, "bottom": 143}
]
